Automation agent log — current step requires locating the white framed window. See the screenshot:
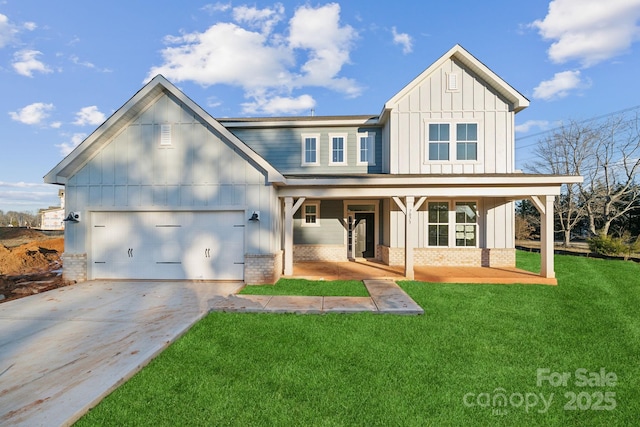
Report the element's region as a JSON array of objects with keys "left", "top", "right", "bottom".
[
  {"left": 302, "top": 201, "right": 320, "bottom": 227},
  {"left": 455, "top": 201, "right": 477, "bottom": 247},
  {"left": 428, "top": 124, "right": 450, "bottom": 161},
  {"left": 426, "top": 121, "right": 480, "bottom": 162},
  {"left": 456, "top": 124, "right": 478, "bottom": 161},
  {"left": 357, "top": 131, "right": 376, "bottom": 165},
  {"left": 301, "top": 133, "right": 320, "bottom": 166},
  {"left": 329, "top": 133, "right": 348, "bottom": 165},
  {"left": 427, "top": 201, "right": 449, "bottom": 246}
]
